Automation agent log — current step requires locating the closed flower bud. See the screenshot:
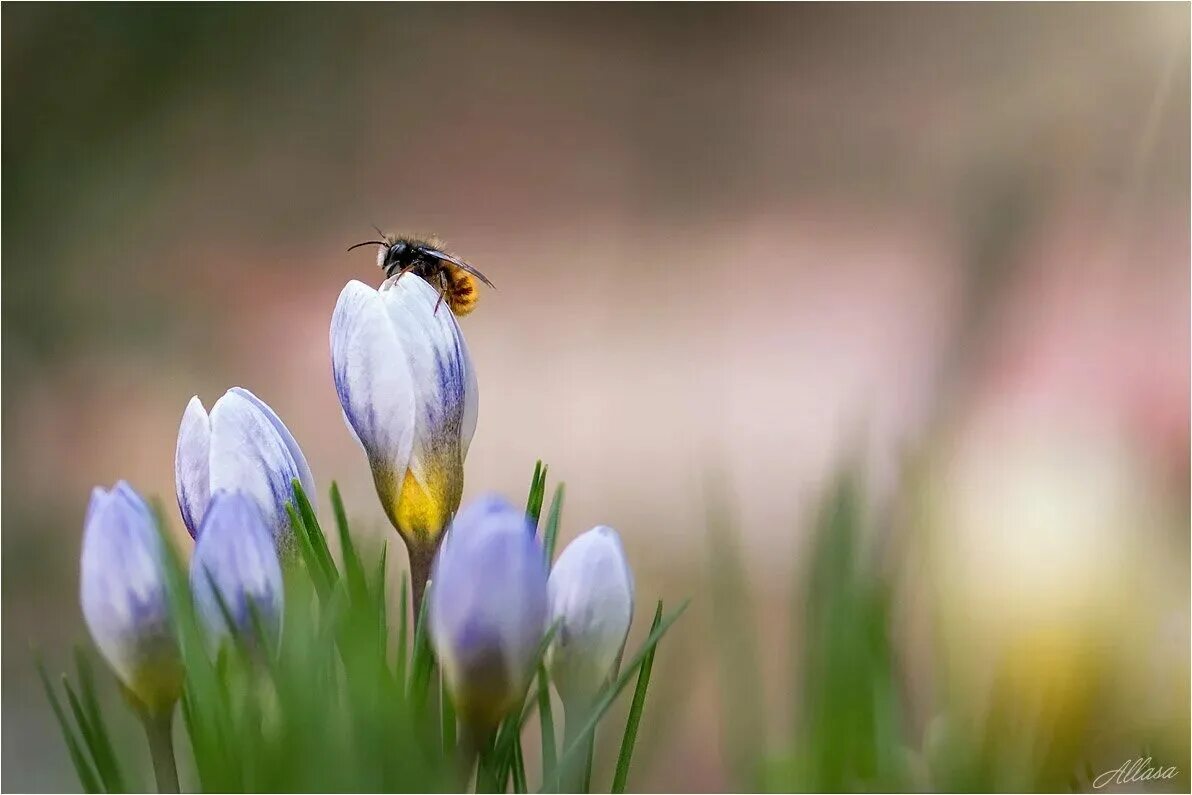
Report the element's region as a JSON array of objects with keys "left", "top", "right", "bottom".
[
  {"left": 329, "top": 276, "right": 477, "bottom": 549},
  {"left": 429, "top": 495, "right": 546, "bottom": 732},
  {"left": 190, "top": 491, "right": 284, "bottom": 646},
  {"left": 80, "top": 481, "right": 182, "bottom": 715},
  {"left": 175, "top": 387, "right": 315, "bottom": 549},
  {"left": 547, "top": 526, "right": 635, "bottom": 706}
]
